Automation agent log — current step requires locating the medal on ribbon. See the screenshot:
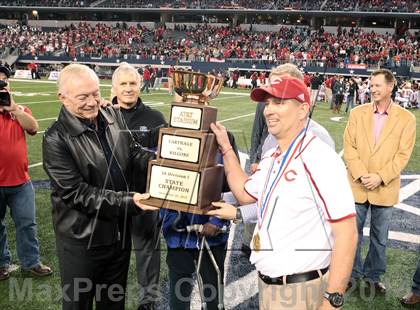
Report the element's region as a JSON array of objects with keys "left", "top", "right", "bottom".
[
  {"left": 253, "top": 129, "right": 305, "bottom": 252},
  {"left": 253, "top": 233, "right": 261, "bottom": 251}
]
